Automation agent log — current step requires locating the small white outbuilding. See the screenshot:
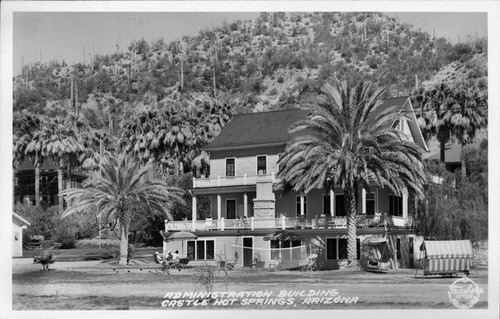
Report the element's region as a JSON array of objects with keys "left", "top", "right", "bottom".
[{"left": 12, "top": 212, "right": 31, "bottom": 257}]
